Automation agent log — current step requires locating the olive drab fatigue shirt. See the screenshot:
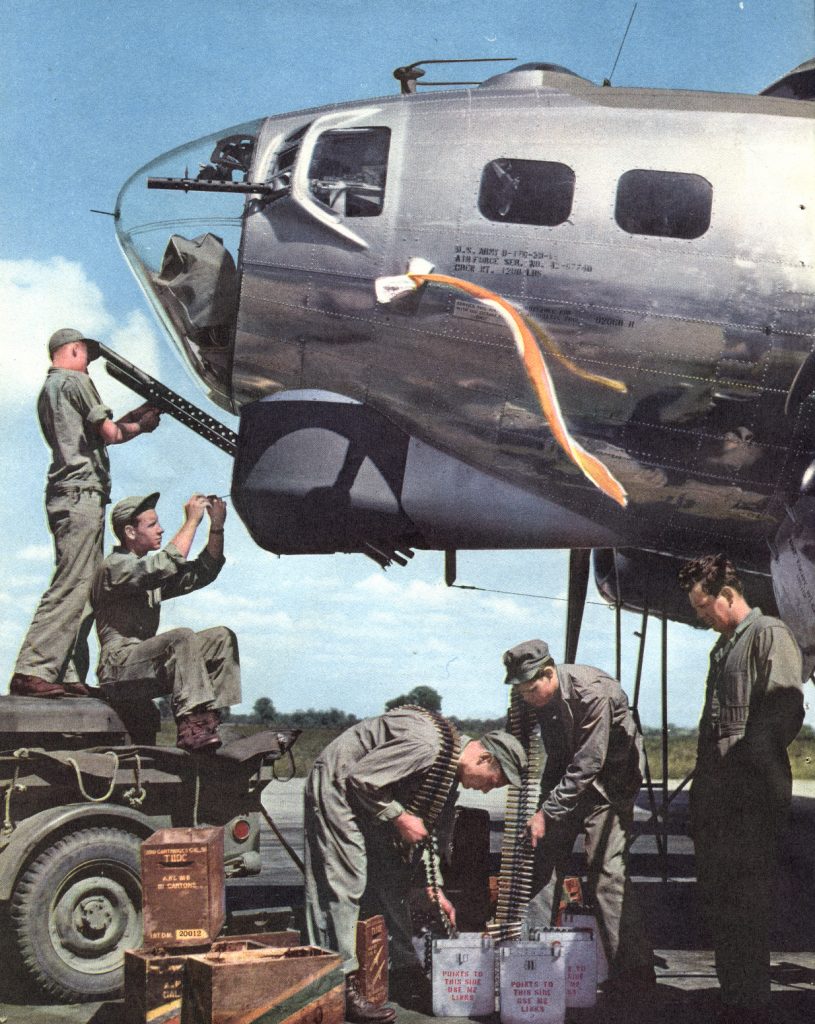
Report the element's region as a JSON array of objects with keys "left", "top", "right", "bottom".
[
  {"left": 535, "top": 664, "right": 644, "bottom": 822},
  {"left": 92, "top": 541, "right": 225, "bottom": 678},
  {"left": 38, "top": 367, "right": 112, "bottom": 498},
  {"left": 696, "top": 607, "right": 804, "bottom": 809}
]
